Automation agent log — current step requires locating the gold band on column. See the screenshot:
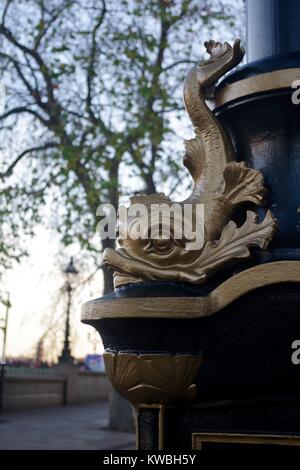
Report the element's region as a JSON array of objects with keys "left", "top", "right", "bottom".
[
  {"left": 210, "top": 68, "right": 300, "bottom": 109},
  {"left": 82, "top": 261, "right": 300, "bottom": 320}
]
